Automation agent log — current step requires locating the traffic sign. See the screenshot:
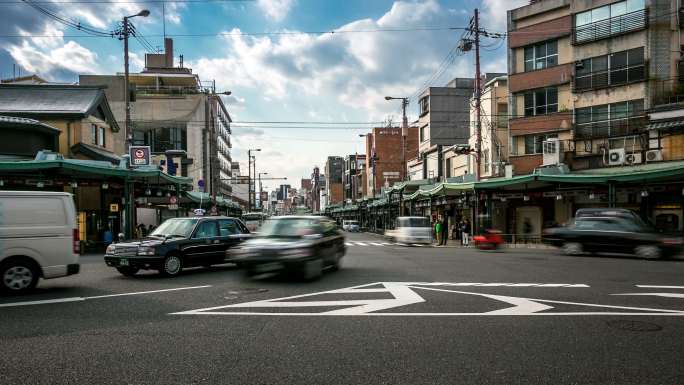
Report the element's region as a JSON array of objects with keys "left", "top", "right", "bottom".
[
  {"left": 129, "top": 146, "right": 151, "bottom": 167},
  {"left": 109, "top": 204, "right": 119, "bottom": 212},
  {"left": 169, "top": 196, "right": 178, "bottom": 204},
  {"left": 198, "top": 179, "right": 205, "bottom": 193}
]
